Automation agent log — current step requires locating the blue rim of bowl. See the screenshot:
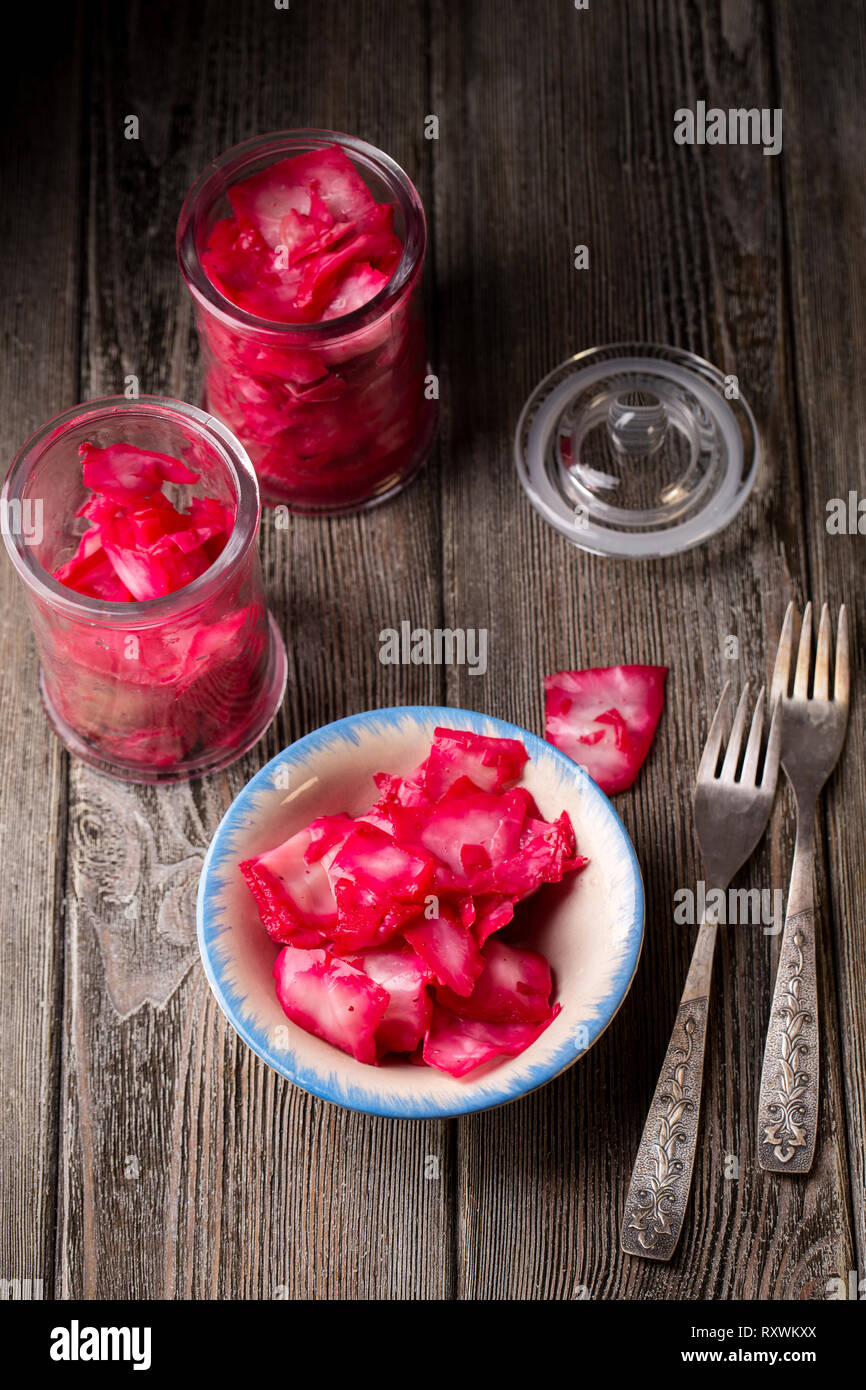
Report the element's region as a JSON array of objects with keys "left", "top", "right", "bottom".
[{"left": 197, "top": 705, "right": 645, "bottom": 1118}]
